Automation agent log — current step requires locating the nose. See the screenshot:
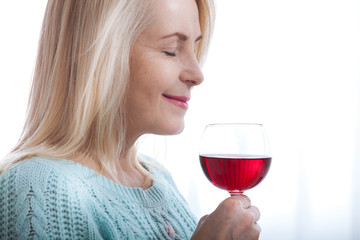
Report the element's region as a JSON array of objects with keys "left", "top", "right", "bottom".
[{"left": 179, "top": 55, "right": 204, "bottom": 86}]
